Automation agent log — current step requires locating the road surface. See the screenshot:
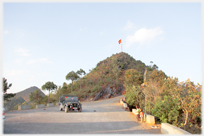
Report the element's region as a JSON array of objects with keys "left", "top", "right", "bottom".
[{"left": 4, "top": 95, "right": 161, "bottom": 134}]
